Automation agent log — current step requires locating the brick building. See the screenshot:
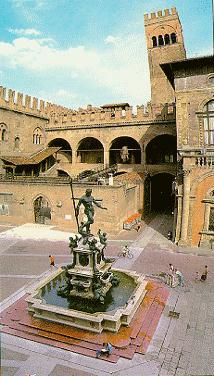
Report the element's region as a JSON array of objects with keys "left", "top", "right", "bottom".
[{"left": 0, "top": 7, "right": 213, "bottom": 247}]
